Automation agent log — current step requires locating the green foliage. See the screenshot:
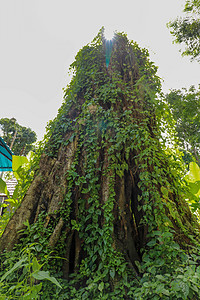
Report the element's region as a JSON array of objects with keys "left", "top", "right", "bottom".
[
  {"left": 0, "top": 117, "right": 37, "bottom": 155},
  {"left": 0, "top": 174, "right": 19, "bottom": 236},
  {"left": 12, "top": 155, "right": 28, "bottom": 172},
  {"left": 168, "top": 0, "right": 200, "bottom": 61},
  {"left": 184, "top": 161, "right": 200, "bottom": 213},
  {"left": 0, "top": 146, "right": 43, "bottom": 236},
  {"left": 1, "top": 29, "right": 200, "bottom": 299},
  {"left": 131, "top": 233, "right": 200, "bottom": 300},
  {"left": 166, "top": 86, "right": 200, "bottom": 164},
  {"left": 0, "top": 178, "right": 9, "bottom": 196},
  {"left": 0, "top": 242, "right": 62, "bottom": 299}
]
